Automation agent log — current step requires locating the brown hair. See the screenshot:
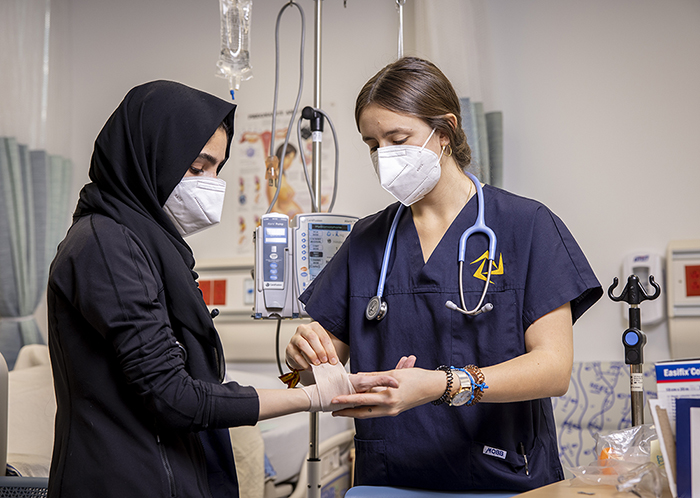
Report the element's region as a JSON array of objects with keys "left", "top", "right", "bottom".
[{"left": 355, "top": 57, "right": 471, "bottom": 169}]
